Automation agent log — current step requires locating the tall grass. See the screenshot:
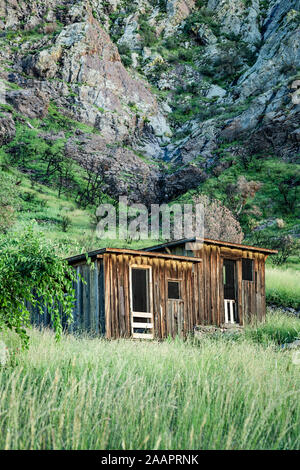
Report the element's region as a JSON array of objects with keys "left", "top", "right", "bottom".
[
  {"left": 245, "top": 311, "right": 300, "bottom": 345},
  {"left": 266, "top": 267, "right": 300, "bottom": 309},
  {"left": 0, "top": 321, "right": 299, "bottom": 450}
]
